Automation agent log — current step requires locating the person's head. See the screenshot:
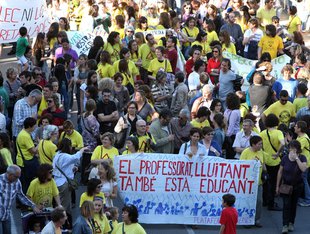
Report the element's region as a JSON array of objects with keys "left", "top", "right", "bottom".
[
  {"left": 47, "top": 93, "right": 60, "bottom": 109},
  {"left": 177, "top": 109, "right": 190, "bottom": 126},
  {"left": 167, "top": 36, "right": 177, "bottom": 49},
  {"left": 294, "top": 120, "right": 307, "bottom": 134},
  {"left": 102, "top": 88, "right": 112, "bottom": 103},
  {"left": 265, "top": 114, "right": 279, "bottom": 128},
  {"left": 211, "top": 45, "right": 222, "bottom": 58},
  {"left": 85, "top": 98, "right": 97, "bottom": 113},
  {"left": 265, "top": 24, "right": 277, "bottom": 37},
  {"left": 242, "top": 119, "right": 254, "bottom": 133},
  {"left": 6, "top": 165, "right": 22, "bottom": 183},
  {"left": 182, "top": 1, "right": 193, "bottom": 14},
  {"left": 6, "top": 67, "right": 17, "bottom": 80},
  {"left": 126, "top": 101, "right": 138, "bottom": 116},
  {"left": 190, "top": 45, "right": 202, "bottom": 60},
  {"left": 194, "top": 59, "right": 205, "bottom": 73},
  {"left": 107, "top": 207, "right": 119, "bottom": 220},
  {"left": 138, "top": 16, "right": 148, "bottom": 29},
  {"left": 136, "top": 119, "right": 147, "bottom": 136},
  {"left": 43, "top": 124, "right": 59, "bottom": 140},
  {"left": 107, "top": 31, "right": 120, "bottom": 45},
  {"left": 80, "top": 200, "right": 95, "bottom": 219},
  {"left": 279, "top": 90, "right": 289, "bottom": 105},
  {"left": 213, "top": 113, "right": 226, "bottom": 129},
  {"left": 159, "top": 12, "right": 171, "bottom": 28},
  {"left": 196, "top": 31, "right": 207, "bottom": 43},
  {"left": 175, "top": 71, "right": 185, "bottom": 84},
  {"left": 100, "top": 132, "right": 115, "bottom": 148},
  {"left": 100, "top": 50, "right": 112, "bottom": 65},
  {"left": 248, "top": 18, "right": 259, "bottom": 28},
  {"left": 155, "top": 46, "right": 165, "bottom": 59},
  {"left": 93, "top": 36, "right": 104, "bottom": 48},
  {"left": 98, "top": 160, "right": 116, "bottom": 181},
  {"left": 271, "top": 15, "right": 280, "bottom": 25},
  {"left": 0, "top": 132, "right": 11, "bottom": 149},
  {"left": 288, "top": 140, "right": 302, "bottom": 154},
  {"left": 58, "top": 138, "right": 72, "bottom": 154},
  {"left": 19, "top": 26, "right": 27, "bottom": 37},
  {"left": 134, "top": 90, "right": 146, "bottom": 103},
  {"left": 42, "top": 84, "right": 53, "bottom": 100},
  {"left": 159, "top": 109, "right": 172, "bottom": 126},
  {"left": 134, "top": 32, "right": 146, "bottom": 45},
  {"left": 128, "top": 40, "right": 138, "bottom": 53},
  {"left": 226, "top": 93, "right": 240, "bottom": 110},
  {"left": 249, "top": 135, "right": 263, "bottom": 151},
  {"left": 253, "top": 72, "right": 264, "bottom": 85},
  {"left": 259, "top": 61, "right": 273, "bottom": 74},
  {"left": 289, "top": 5, "right": 297, "bottom": 15},
  {"left": 63, "top": 120, "right": 74, "bottom": 136},
  {"left": 227, "top": 12, "right": 236, "bottom": 24},
  {"left": 120, "top": 47, "right": 131, "bottom": 60},
  {"left": 292, "top": 31, "right": 304, "bottom": 45},
  {"left": 281, "top": 64, "right": 294, "bottom": 78},
  {"left": 87, "top": 178, "right": 102, "bottom": 196},
  {"left": 146, "top": 33, "right": 156, "bottom": 46},
  {"left": 221, "top": 58, "right": 231, "bottom": 73},
  {"left": 207, "top": 4, "right": 218, "bottom": 16},
  {"left": 295, "top": 54, "right": 307, "bottom": 65},
  {"left": 203, "top": 18, "right": 216, "bottom": 32},
  {"left": 196, "top": 106, "right": 210, "bottom": 121},
  {"left": 222, "top": 193, "right": 236, "bottom": 207},
  {"left": 125, "top": 136, "right": 139, "bottom": 152},
  {"left": 219, "top": 30, "right": 231, "bottom": 47},
  {"left": 210, "top": 99, "right": 222, "bottom": 113},
  {"left": 115, "top": 14, "right": 125, "bottom": 28},
  {"left": 186, "top": 16, "right": 196, "bottom": 28},
  {"left": 265, "top": 0, "right": 274, "bottom": 9},
  {"left": 296, "top": 83, "right": 308, "bottom": 96},
  {"left": 87, "top": 70, "right": 98, "bottom": 87},
  {"left": 125, "top": 25, "right": 135, "bottom": 38},
  {"left": 156, "top": 70, "right": 167, "bottom": 85},
  {"left": 190, "top": 127, "right": 202, "bottom": 142},
  {"left": 60, "top": 37, "right": 70, "bottom": 50},
  {"left": 93, "top": 196, "right": 105, "bottom": 216},
  {"left": 24, "top": 117, "right": 36, "bottom": 131},
  {"left": 260, "top": 53, "right": 272, "bottom": 63},
  {"left": 202, "top": 126, "right": 214, "bottom": 140},
  {"left": 59, "top": 17, "right": 69, "bottom": 30},
  {"left": 51, "top": 207, "right": 67, "bottom": 226},
  {"left": 122, "top": 205, "right": 139, "bottom": 224},
  {"left": 37, "top": 163, "right": 53, "bottom": 183}
]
